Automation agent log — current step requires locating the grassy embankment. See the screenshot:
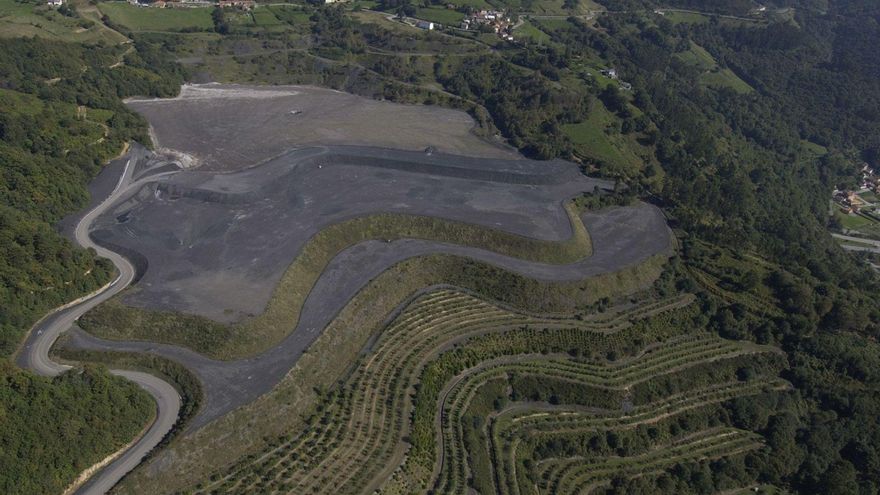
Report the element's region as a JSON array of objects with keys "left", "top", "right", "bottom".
[
  {"left": 79, "top": 203, "right": 596, "bottom": 359},
  {"left": 514, "top": 20, "right": 551, "bottom": 43}
]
